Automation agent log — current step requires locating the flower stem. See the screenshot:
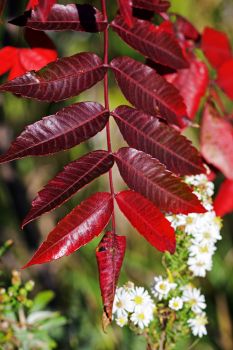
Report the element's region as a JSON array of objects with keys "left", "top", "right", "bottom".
[{"left": 101, "top": 0, "right": 116, "bottom": 233}]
